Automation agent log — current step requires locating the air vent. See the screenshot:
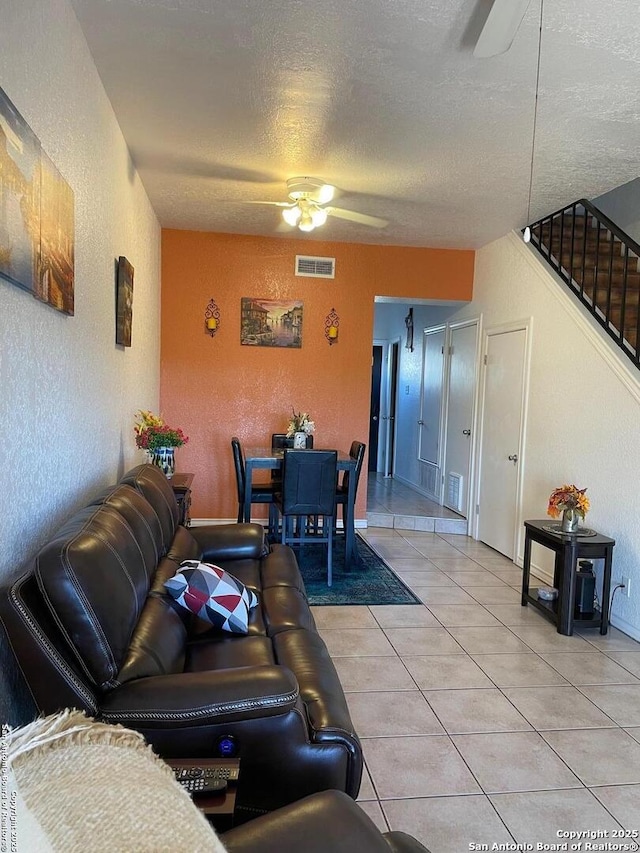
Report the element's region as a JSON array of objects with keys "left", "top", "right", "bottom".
[
  {"left": 295, "top": 255, "right": 336, "bottom": 279},
  {"left": 446, "top": 472, "right": 464, "bottom": 513}
]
